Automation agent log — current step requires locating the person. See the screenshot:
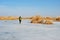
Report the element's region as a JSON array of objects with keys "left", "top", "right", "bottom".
[{"left": 19, "top": 16, "right": 22, "bottom": 23}]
